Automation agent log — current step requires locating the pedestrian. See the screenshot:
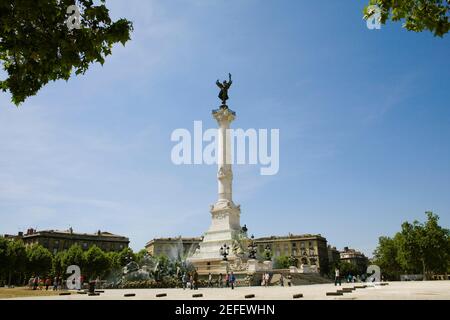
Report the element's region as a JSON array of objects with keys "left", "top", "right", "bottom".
[
  {"left": 287, "top": 274, "right": 292, "bottom": 287},
  {"left": 189, "top": 273, "right": 194, "bottom": 290},
  {"left": 57, "top": 276, "right": 62, "bottom": 290},
  {"left": 334, "top": 267, "right": 341, "bottom": 286},
  {"left": 53, "top": 276, "right": 58, "bottom": 291},
  {"left": 225, "top": 273, "right": 230, "bottom": 288},
  {"left": 45, "top": 277, "right": 51, "bottom": 290},
  {"left": 279, "top": 274, "right": 284, "bottom": 287},
  {"left": 208, "top": 273, "right": 213, "bottom": 288},
  {"left": 181, "top": 272, "right": 187, "bottom": 290},
  {"left": 229, "top": 272, "right": 236, "bottom": 290},
  {"left": 193, "top": 270, "right": 199, "bottom": 290},
  {"left": 261, "top": 274, "right": 265, "bottom": 286},
  {"left": 264, "top": 272, "right": 270, "bottom": 287},
  {"left": 38, "top": 277, "right": 43, "bottom": 290},
  {"left": 218, "top": 273, "right": 223, "bottom": 288}
]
